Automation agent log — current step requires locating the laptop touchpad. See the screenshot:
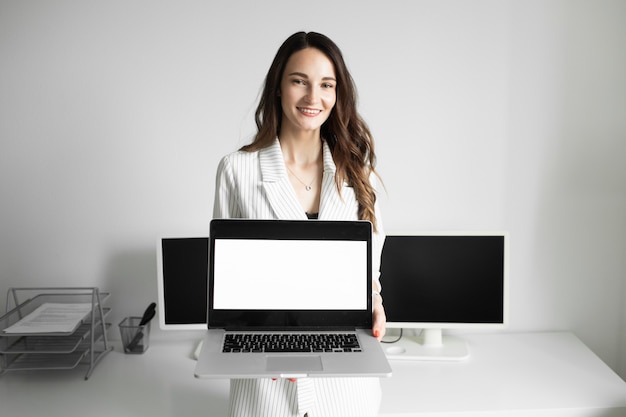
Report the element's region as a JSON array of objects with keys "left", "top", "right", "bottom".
[{"left": 266, "top": 356, "right": 323, "bottom": 372}]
